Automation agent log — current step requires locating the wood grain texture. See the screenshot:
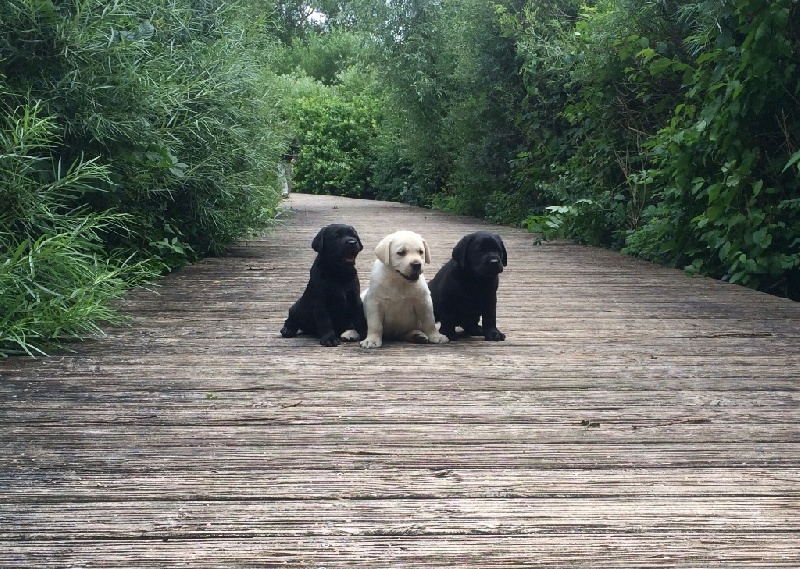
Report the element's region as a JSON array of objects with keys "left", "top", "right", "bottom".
[{"left": 1, "top": 193, "right": 799, "bottom": 567}]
